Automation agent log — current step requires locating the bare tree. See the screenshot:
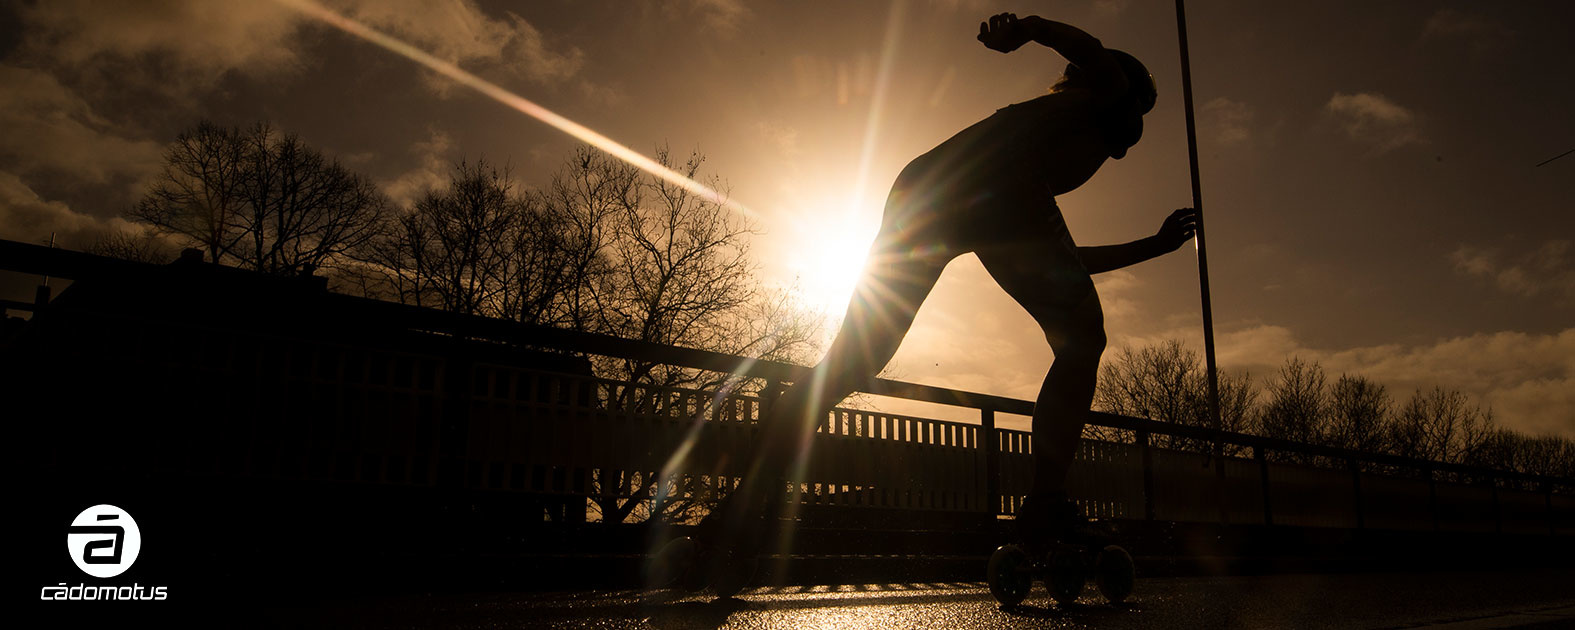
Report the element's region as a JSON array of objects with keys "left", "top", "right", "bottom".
[
  {"left": 131, "top": 120, "right": 245, "bottom": 265},
  {"left": 85, "top": 230, "right": 175, "bottom": 264},
  {"left": 1095, "top": 341, "right": 1198, "bottom": 431},
  {"left": 1092, "top": 340, "right": 1255, "bottom": 453},
  {"left": 531, "top": 147, "right": 629, "bottom": 330},
  {"left": 1517, "top": 434, "right": 1575, "bottom": 478},
  {"left": 1386, "top": 387, "right": 1497, "bottom": 465},
  {"left": 413, "top": 160, "right": 523, "bottom": 315},
  {"left": 131, "top": 120, "right": 388, "bottom": 274},
  {"left": 1257, "top": 357, "right": 1328, "bottom": 454},
  {"left": 232, "top": 123, "right": 389, "bottom": 274},
  {"left": 355, "top": 159, "right": 545, "bottom": 317},
  {"left": 1089, "top": 340, "right": 1571, "bottom": 481},
  {"left": 346, "top": 147, "right": 824, "bottom": 523},
  {"left": 590, "top": 148, "right": 759, "bottom": 398},
  {"left": 1325, "top": 374, "right": 1391, "bottom": 454},
  {"left": 557, "top": 147, "right": 824, "bottom": 524}
]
